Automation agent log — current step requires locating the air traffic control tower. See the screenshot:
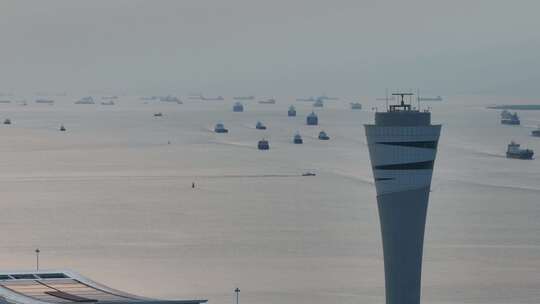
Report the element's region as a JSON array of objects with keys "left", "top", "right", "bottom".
[{"left": 364, "top": 93, "right": 441, "bottom": 304}]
